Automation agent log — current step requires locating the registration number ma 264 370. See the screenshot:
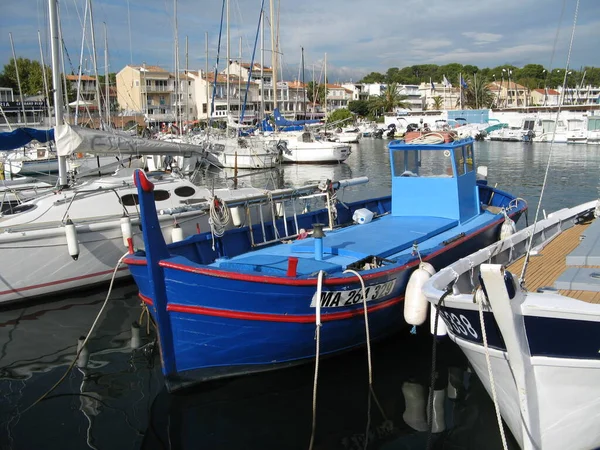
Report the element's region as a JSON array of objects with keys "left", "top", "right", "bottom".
[{"left": 310, "top": 280, "right": 397, "bottom": 308}]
